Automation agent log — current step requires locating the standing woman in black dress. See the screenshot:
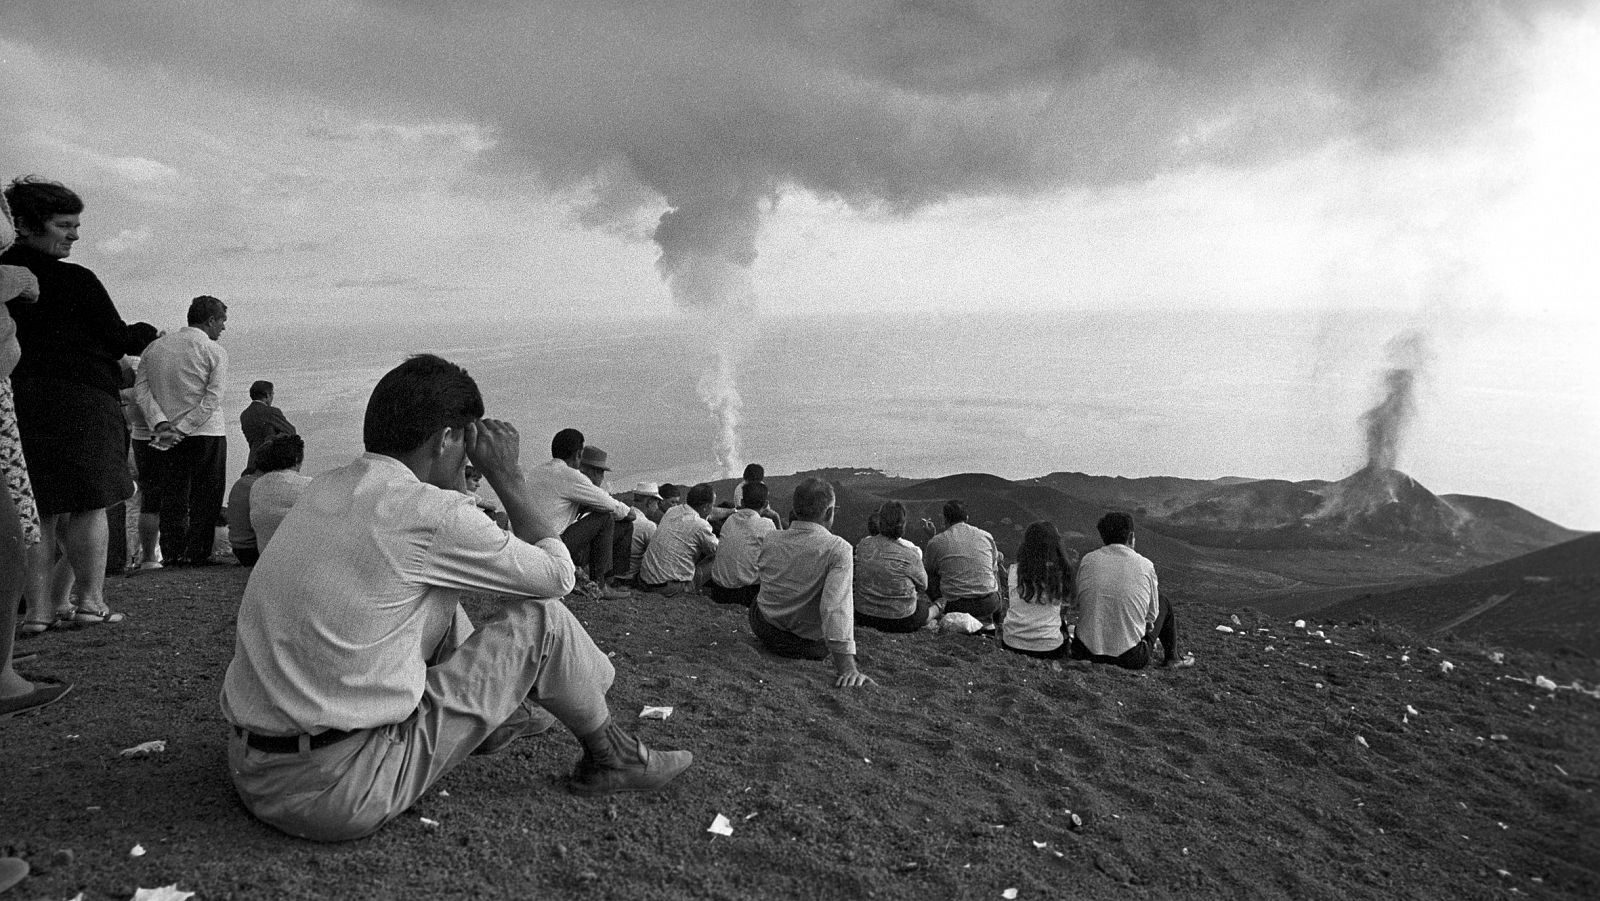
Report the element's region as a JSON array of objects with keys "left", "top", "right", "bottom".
[{"left": 2, "top": 176, "right": 150, "bottom": 631}]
